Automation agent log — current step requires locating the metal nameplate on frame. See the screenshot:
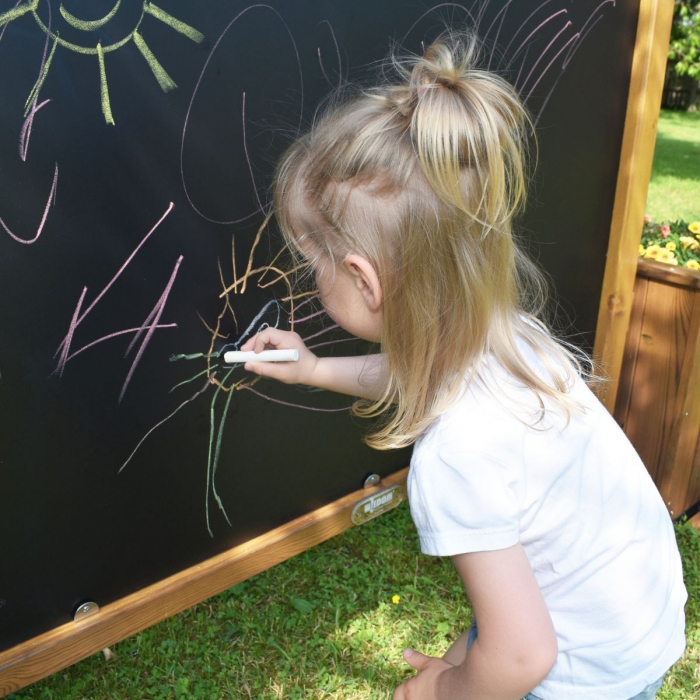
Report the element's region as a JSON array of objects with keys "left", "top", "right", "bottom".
[{"left": 351, "top": 483, "right": 407, "bottom": 525}]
